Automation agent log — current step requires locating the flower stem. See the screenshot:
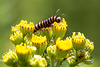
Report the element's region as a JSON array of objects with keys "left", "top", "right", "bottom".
[
  {"left": 56, "top": 58, "right": 60, "bottom": 67},
  {"left": 51, "top": 58, "right": 54, "bottom": 67}
]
